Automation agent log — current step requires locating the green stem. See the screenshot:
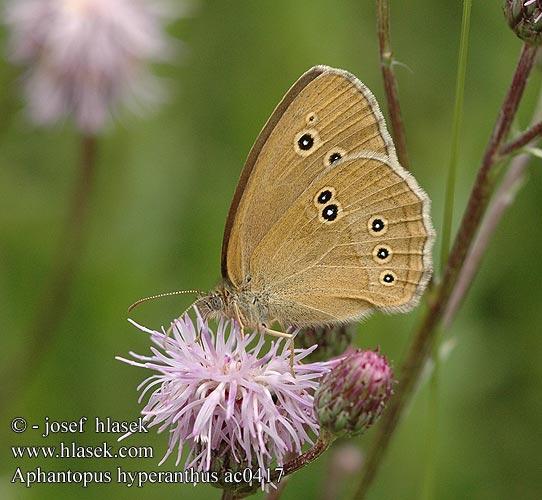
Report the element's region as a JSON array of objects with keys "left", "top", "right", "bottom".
[
  {"left": 426, "top": 3, "right": 471, "bottom": 496},
  {"left": 440, "top": 0, "right": 472, "bottom": 271},
  {"left": 352, "top": 42, "right": 538, "bottom": 500},
  {"left": 0, "top": 135, "right": 98, "bottom": 409},
  {"left": 376, "top": 0, "right": 410, "bottom": 170}
]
